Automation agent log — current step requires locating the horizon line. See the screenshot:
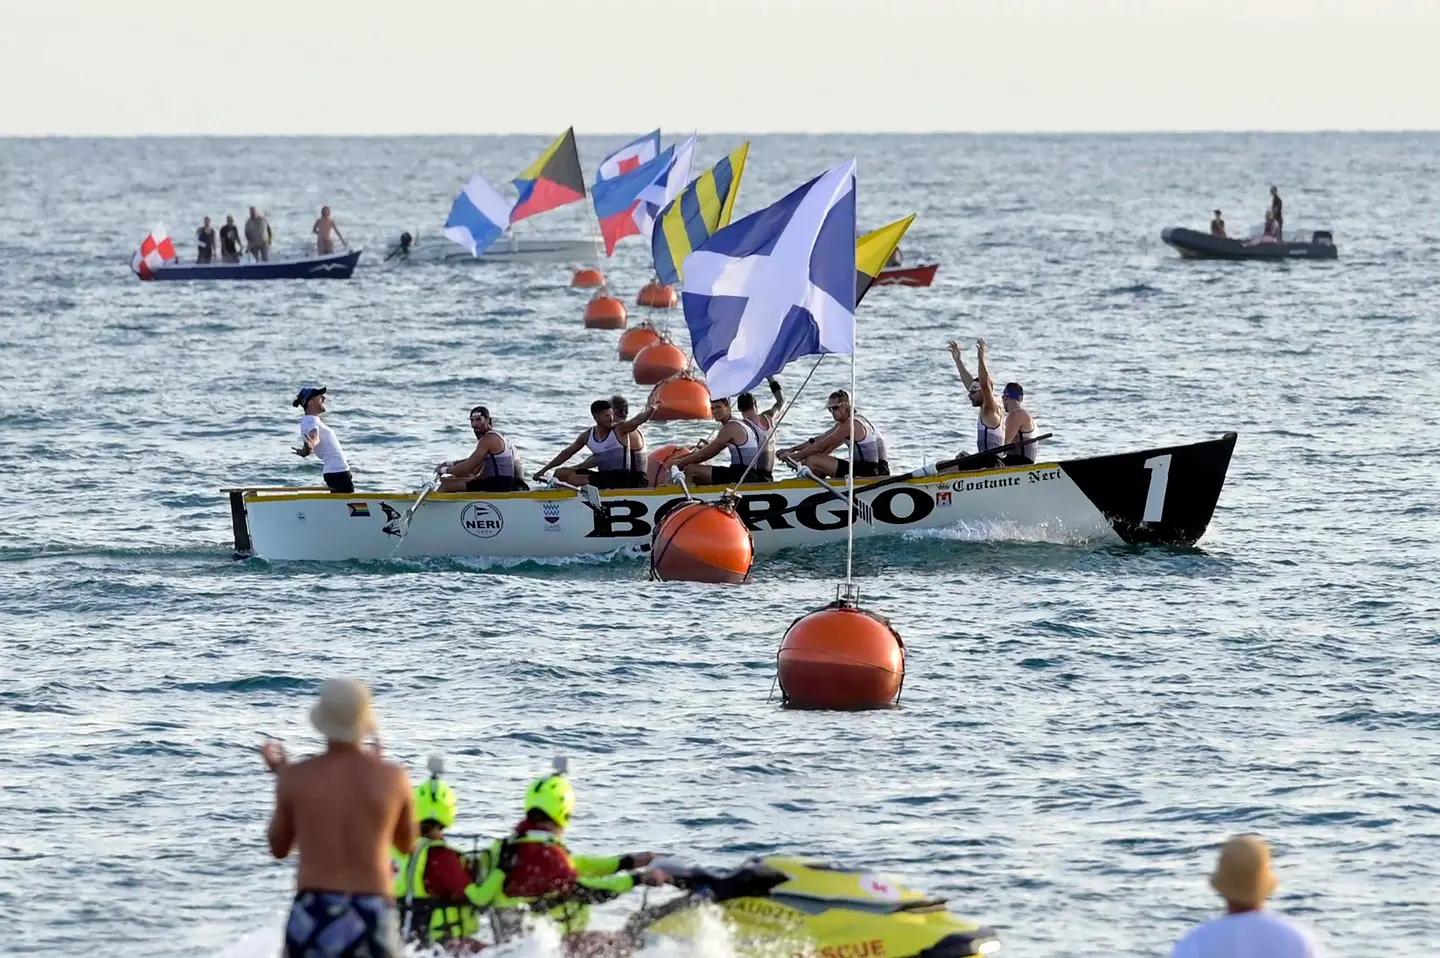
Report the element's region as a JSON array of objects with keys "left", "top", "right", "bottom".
[{"left": 3, "top": 127, "right": 1439, "bottom": 140}]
